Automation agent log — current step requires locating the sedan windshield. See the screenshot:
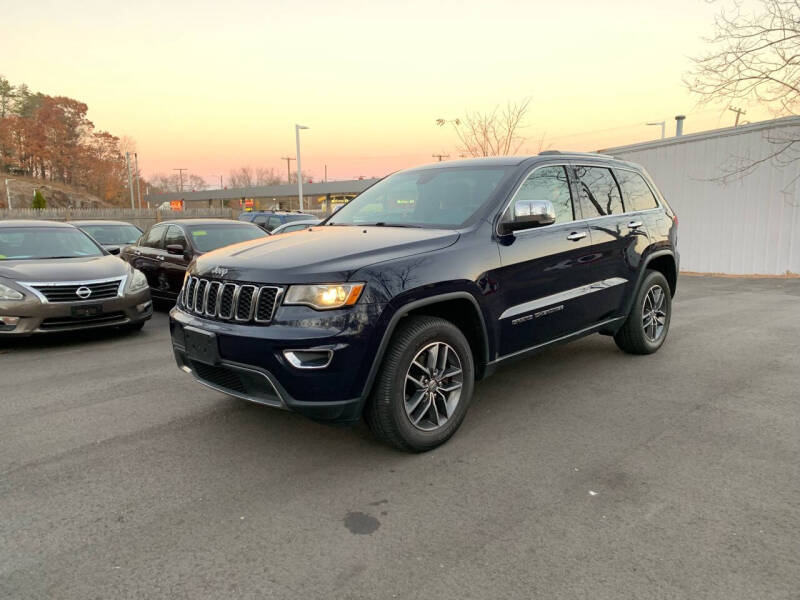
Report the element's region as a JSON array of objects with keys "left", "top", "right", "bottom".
[
  {"left": 327, "top": 166, "right": 512, "bottom": 228},
  {"left": 0, "top": 227, "right": 104, "bottom": 260},
  {"left": 186, "top": 224, "right": 266, "bottom": 252},
  {"left": 79, "top": 224, "right": 142, "bottom": 245}
]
